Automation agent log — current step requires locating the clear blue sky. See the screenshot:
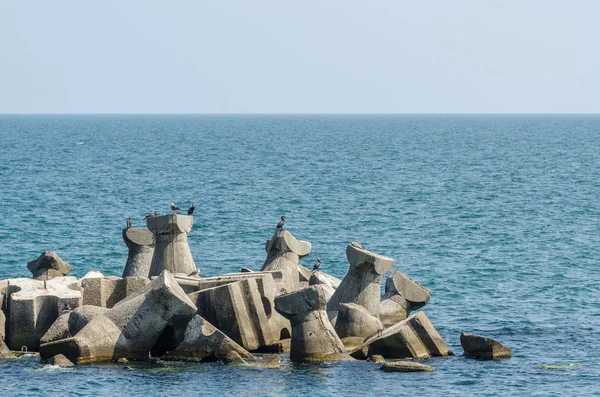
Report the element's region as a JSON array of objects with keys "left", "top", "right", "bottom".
[{"left": 0, "top": 1, "right": 598, "bottom": 113}]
